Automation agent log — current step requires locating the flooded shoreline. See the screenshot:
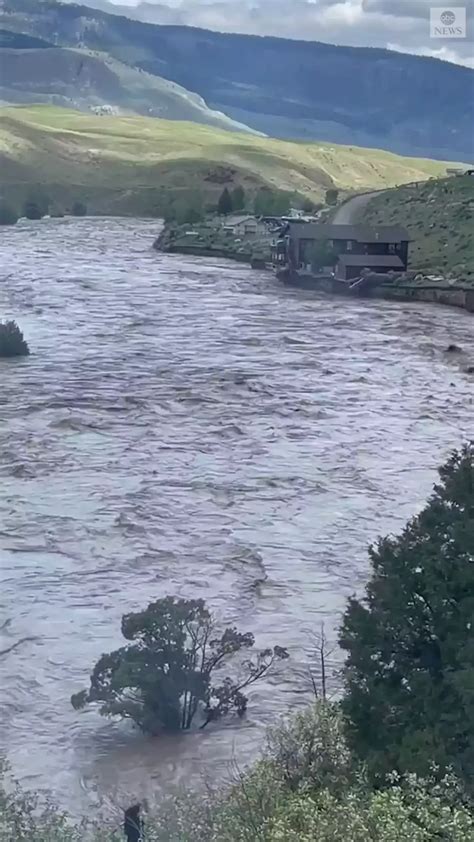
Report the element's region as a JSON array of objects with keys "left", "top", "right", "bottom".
[{"left": 0, "top": 217, "right": 472, "bottom": 816}]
